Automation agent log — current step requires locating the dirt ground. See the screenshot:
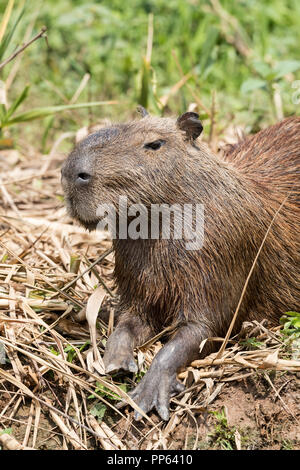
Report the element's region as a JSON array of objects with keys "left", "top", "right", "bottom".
[{"left": 1, "top": 367, "right": 299, "bottom": 450}]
